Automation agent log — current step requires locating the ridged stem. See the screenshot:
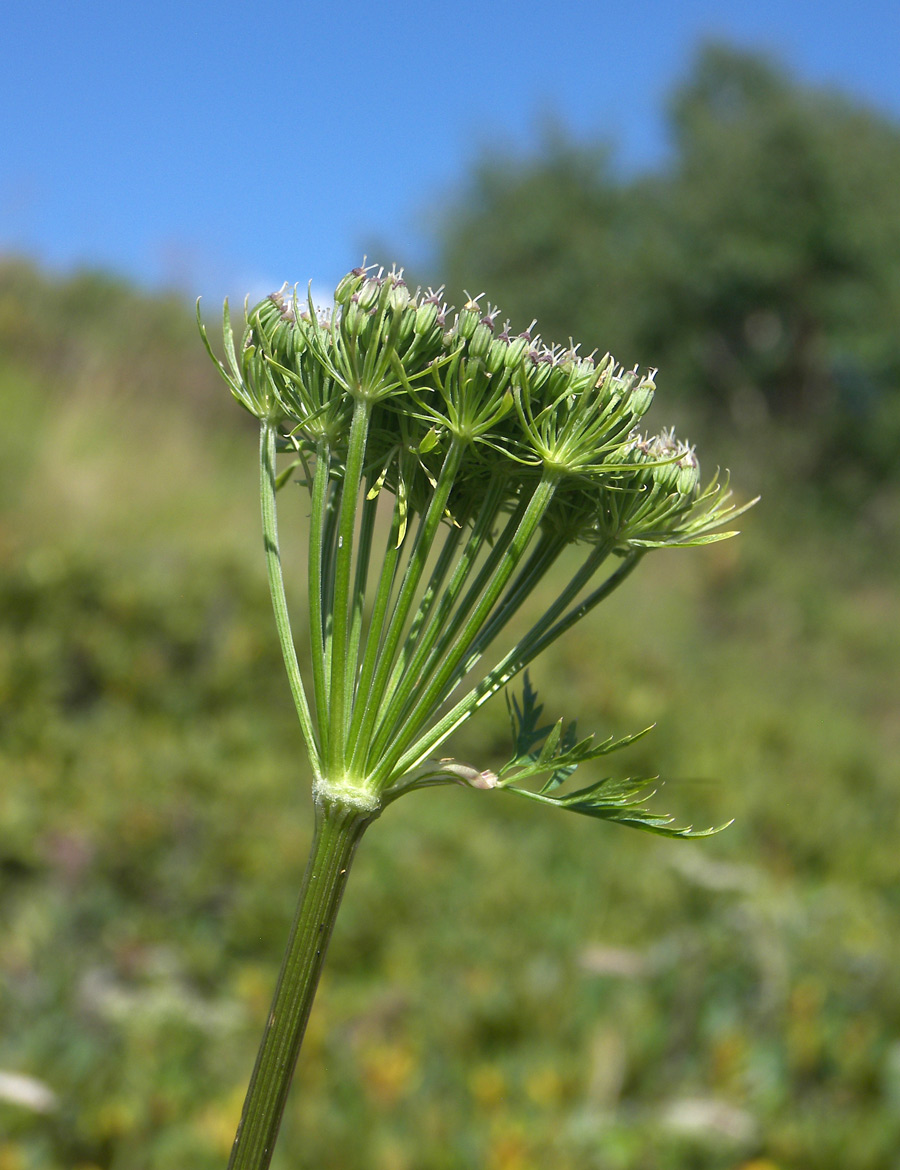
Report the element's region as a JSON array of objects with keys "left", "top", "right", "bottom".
[
  {"left": 347, "top": 439, "right": 465, "bottom": 775},
  {"left": 326, "top": 398, "right": 372, "bottom": 776},
  {"left": 389, "top": 548, "right": 643, "bottom": 778},
  {"left": 368, "top": 475, "right": 559, "bottom": 786},
  {"left": 227, "top": 797, "right": 375, "bottom": 1170},
  {"left": 307, "top": 441, "right": 333, "bottom": 741}
]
